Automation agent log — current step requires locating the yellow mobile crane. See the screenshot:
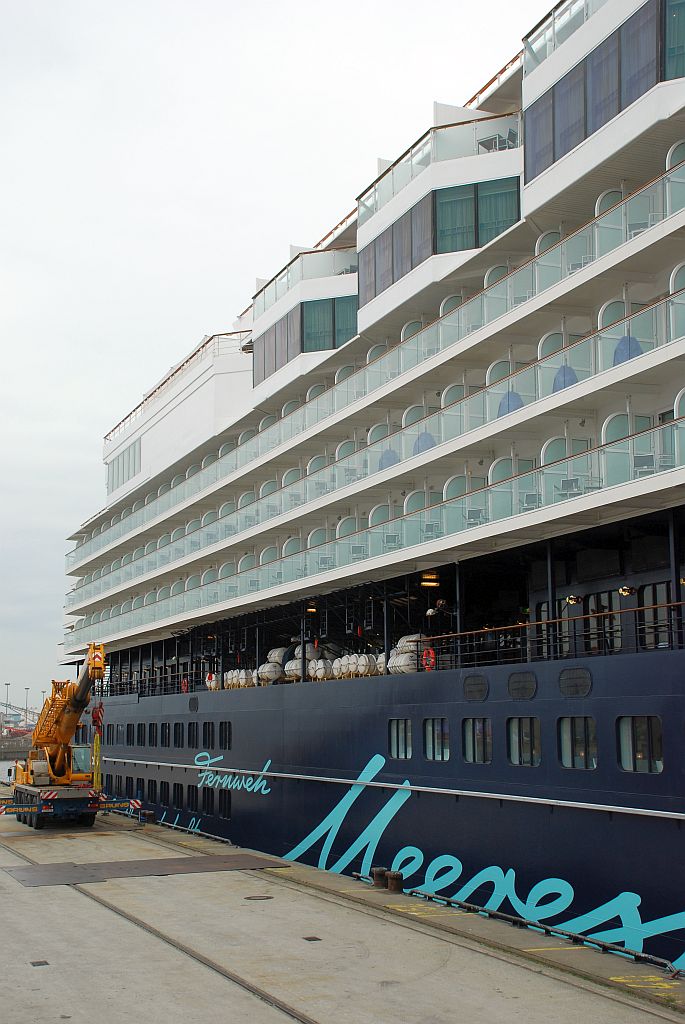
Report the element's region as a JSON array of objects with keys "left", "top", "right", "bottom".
[{"left": 5, "top": 644, "right": 128, "bottom": 829}]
